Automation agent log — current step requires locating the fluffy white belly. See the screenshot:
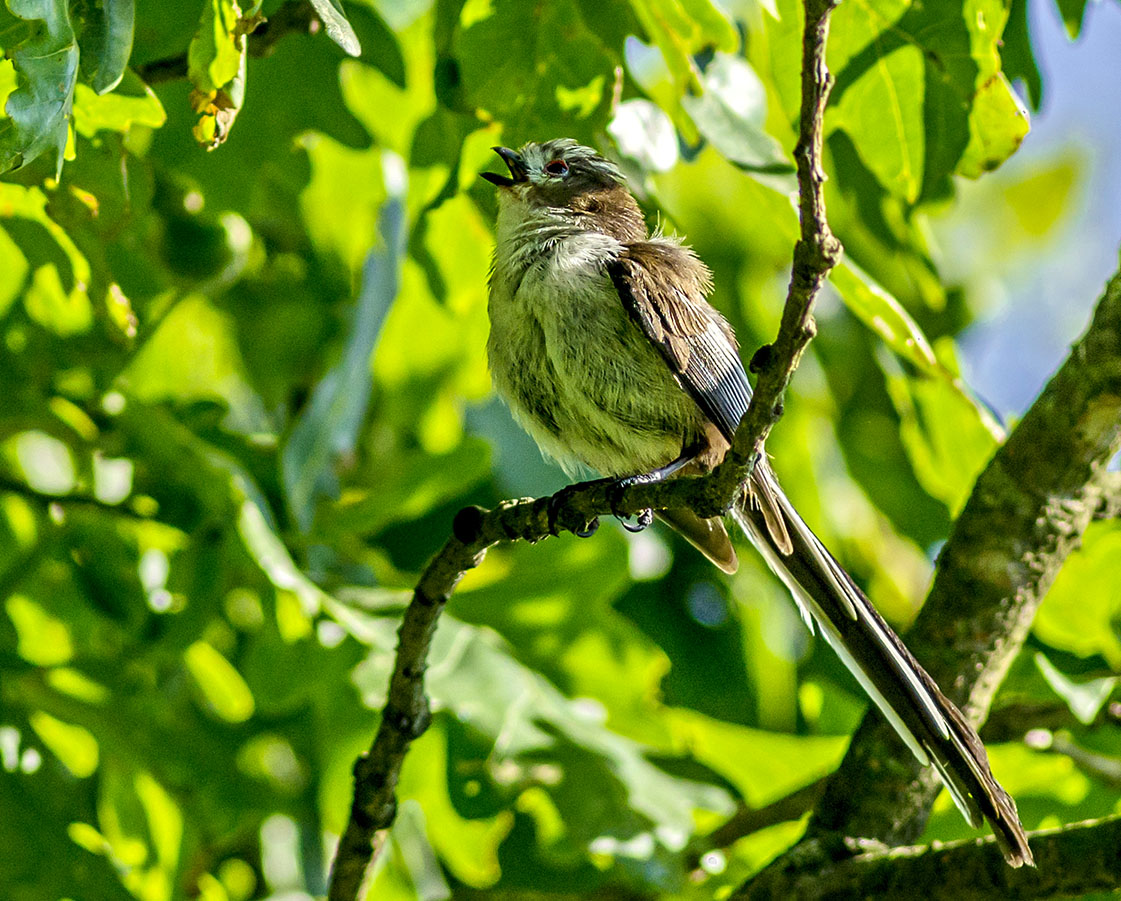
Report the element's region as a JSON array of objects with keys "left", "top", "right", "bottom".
[{"left": 487, "top": 234, "right": 700, "bottom": 477}]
